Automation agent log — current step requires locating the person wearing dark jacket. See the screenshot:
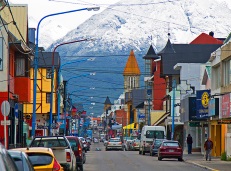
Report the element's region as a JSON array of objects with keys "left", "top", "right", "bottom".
[
  {"left": 186, "top": 134, "right": 193, "bottom": 154},
  {"left": 204, "top": 138, "right": 213, "bottom": 161}
]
